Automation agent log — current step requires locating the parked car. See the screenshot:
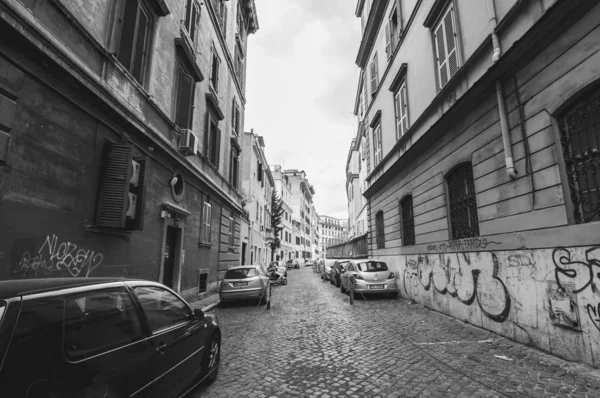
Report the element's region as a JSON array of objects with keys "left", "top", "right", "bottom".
[
  {"left": 0, "top": 278, "right": 220, "bottom": 398},
  {"left": 329, "top": 259, "right": 350, "bottom": 287},
  {"left": 312, "top": 261, "right": 320, "bottom": 273},
  {"left": 219, "top": 265, "right": 270, "bottom": 306},
  {"left": 305, "top": 260, "right": 314, "bottom": 267},
  {"left": 320, "top": 259, "right": 336, "bottom": 282},
  {"left": 340, "top": 259, "right": 399, "bottom": 298}
]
